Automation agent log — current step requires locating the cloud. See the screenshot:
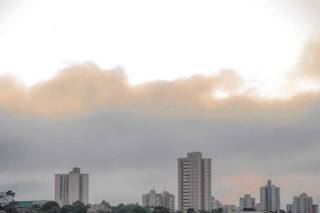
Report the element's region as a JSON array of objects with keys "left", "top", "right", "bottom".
[
  {"left": 0, "top": 61, "right": 318, "bottom": 125},
  {"left": 295, "top": 38, "right": 320, "bottom": 80},
  {"left": 1, "top": 37, "right": 320, "bottom": 207},
  {"left": 0, "top": 104, "right": 320, "bottom": 206},
  {"left": 0, "top": 63, "right": 244, "bottom": 116}
]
